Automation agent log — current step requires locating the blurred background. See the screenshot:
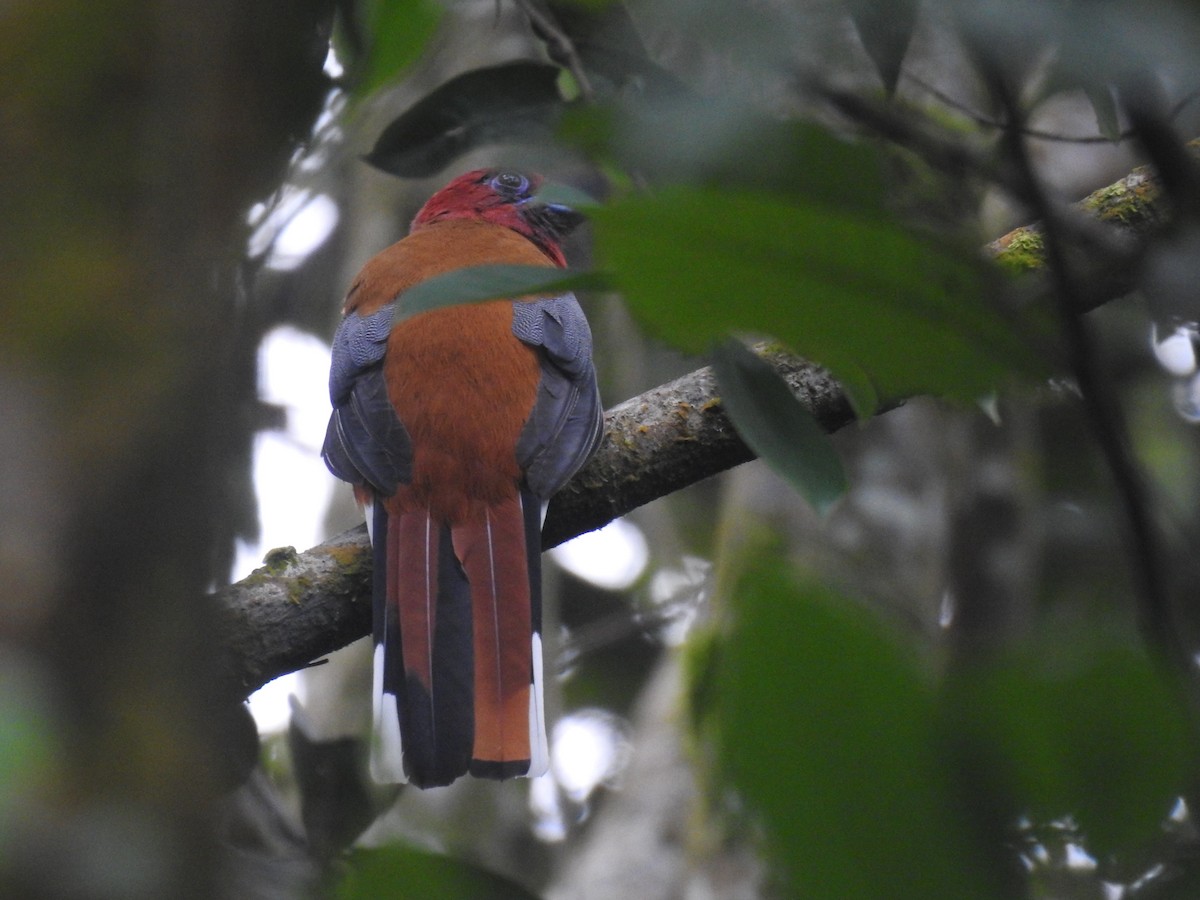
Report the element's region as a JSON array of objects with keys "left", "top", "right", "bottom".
[{"left": 7, "top": 1, "right": 1200, "bottom": 898}]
